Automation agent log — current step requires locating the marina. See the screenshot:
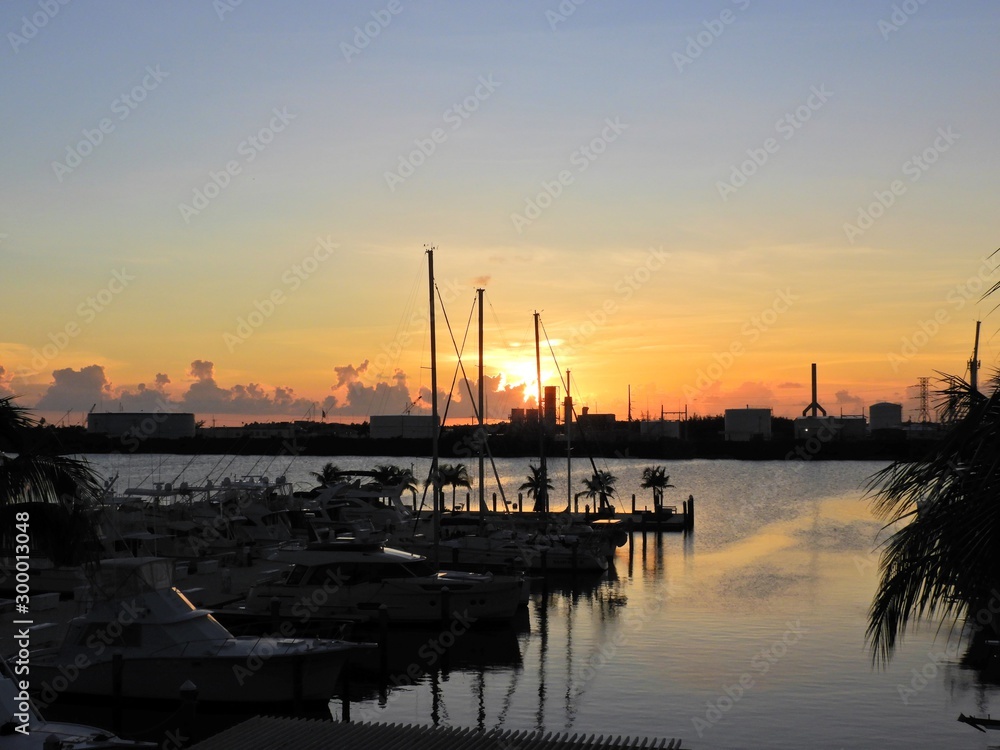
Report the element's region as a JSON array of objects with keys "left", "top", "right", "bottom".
[{"left": 5, "top": 455, "right": 1000, "bottom": 748}]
